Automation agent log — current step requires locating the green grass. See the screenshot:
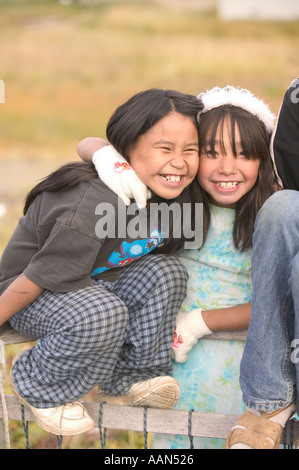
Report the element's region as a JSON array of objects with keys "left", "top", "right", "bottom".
[
  {"left": 1, "top": 1, "right": 298, "bottom": 163},
  {"left": 0, "top": 1, "right": 297, "bottom": 237},
  {"left": 0, "top": 0, "right": 299, "bottom": 448}
]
